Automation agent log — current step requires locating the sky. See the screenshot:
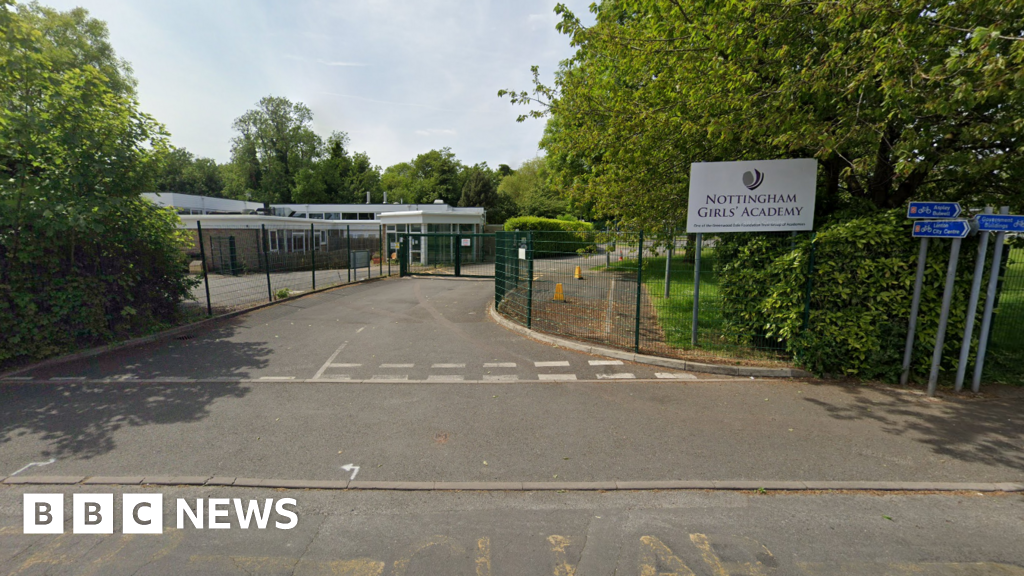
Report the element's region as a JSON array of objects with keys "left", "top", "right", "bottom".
[{"left": 39, "top": 0, "right": 596, "bottom": 170}]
